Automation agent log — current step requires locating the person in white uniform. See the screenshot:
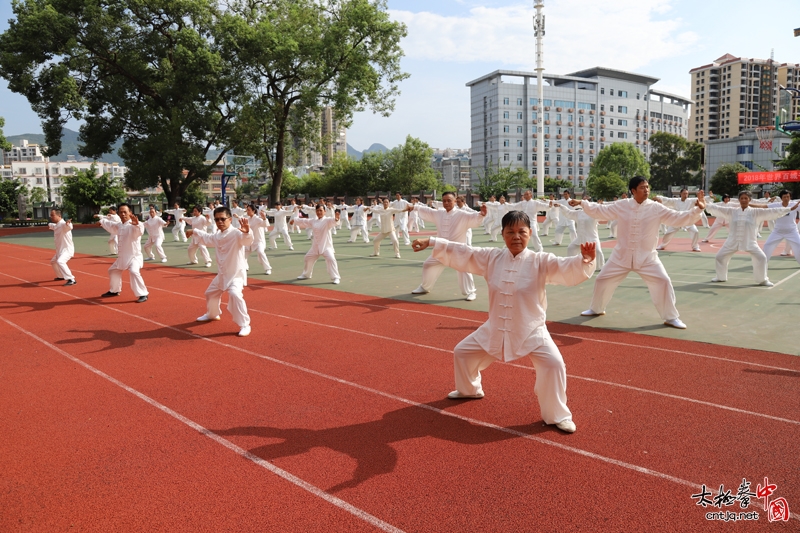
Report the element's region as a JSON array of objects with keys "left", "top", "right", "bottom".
[
  {"left": 554, "top": 203, "right": 605, "bottom": 269},
  {"left": 551, "top": 191, "right": 578, "bottom": 246},
  {"left": 539, "top": 194, "right": 559, "bottom": 236},
  {"left": 391, "top": 192, "right": 412, "bottom": 246},
  {"left": 191, "top": 207, "right": 255, "bottom": 337},
  {"left": 488, "top": 196, "right": 511, "bottom": 242},
  {"left": 369, "top": 198, "right": 404, "bottom": 258},
  {"left": 411, "top": 210, "right": 596, "bottom": 433},
  {"left": 762, "top": 189, "right": 800, "bottom": 266},
  {"left": 96, "top": 203, "right": 148, "bottom": 303},
  {"left": 655, "top": 189, "right": 702, "bottom": 252},
  {"left": 701, "top": 194, "right": 730, "bottom": 242},
  {"left": 410, "top": 191, "right": 486, "bottom": 301},
  {"left": 164, "top": 203, "right": 187, "bottom": 242},
  {"left": 48, "top": 209, "right": 76, "bottom": 286},
  {"left": 706, "top": 191, "right": 798, "bottom": 287},
  {"left": 345, "top": 197, "right": 371, "bottom": 243},
  {"left": 230, "top": 200, "right": 247, "bottom": 229},
  {"left": 506, "top": 191, "right": 550, "bottom": 252},
  {"left": 182, "top": 206, "right": 213, "bottom": 267},
  {"left": 264, "top": 202, "right": 295, "bottom": 250},
  {"left": 97, "top": 207, "right": 121, "bottom": 254},
  {"left": 142, "top": 206, "right": 169, "bottom": 262},
  {"left": 290, "top": 204, "right": 341, "bottom": 284},
  {"left": 570, "top": 176, "right": 705, "bottom": 329},
  {"left": 407, "top": 197, "right": 422, "bottom": 233},
  {"left": 244, "top": 204, "right": 272, "bottom": 275}
]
